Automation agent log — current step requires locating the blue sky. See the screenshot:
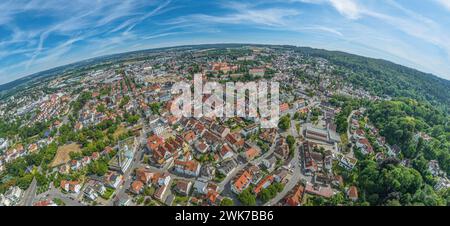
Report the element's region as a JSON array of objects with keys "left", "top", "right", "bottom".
[{"left": 1, "top": 0, "right": 450, "bottom": 85}]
